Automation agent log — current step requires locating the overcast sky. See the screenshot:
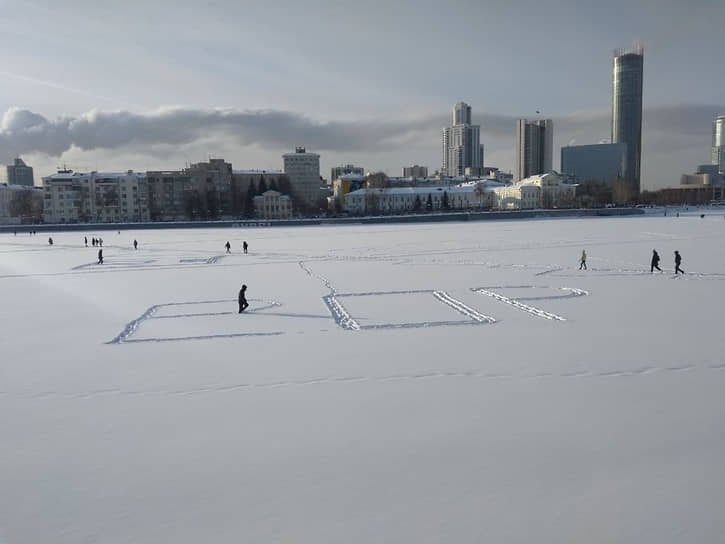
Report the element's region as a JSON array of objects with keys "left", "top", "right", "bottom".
[{"left": 1, "top": 0, "right": 723, "bottom": 189}]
